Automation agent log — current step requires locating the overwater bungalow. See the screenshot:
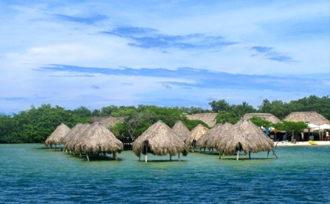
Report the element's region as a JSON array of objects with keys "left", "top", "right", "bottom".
[
  {"left": 197, "top": 123, "right": 233, "bottom": 152},
  {"left": 63, "top": 123, "right": 91, "bottom": 154},
  {"left": 132, "top": 120, "right": 188, "bottom": 162},
  {"left": 185, "top": 124, "right": 209, "bottom": 152},
  {"left": 45, "top": 123, "right": 70, "bottom": 149},
  {"left": 216, "top": 119, "right": 275, "bottom": 160},
  {"left": 74, "top": 122, "right": 123, "bottom": 161}
]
